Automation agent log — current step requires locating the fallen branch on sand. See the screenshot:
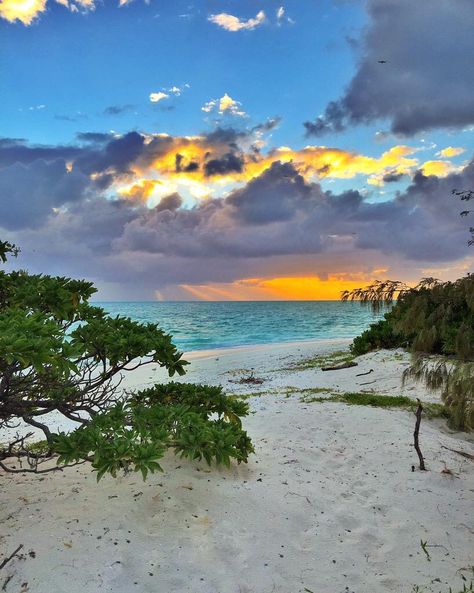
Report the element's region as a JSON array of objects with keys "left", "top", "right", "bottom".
[
  {"left": 321, "top": 361, "right": 358, "bottom": 371},
  {"left": 440, "top": 445, "right": 474, "bottom": 461}
]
